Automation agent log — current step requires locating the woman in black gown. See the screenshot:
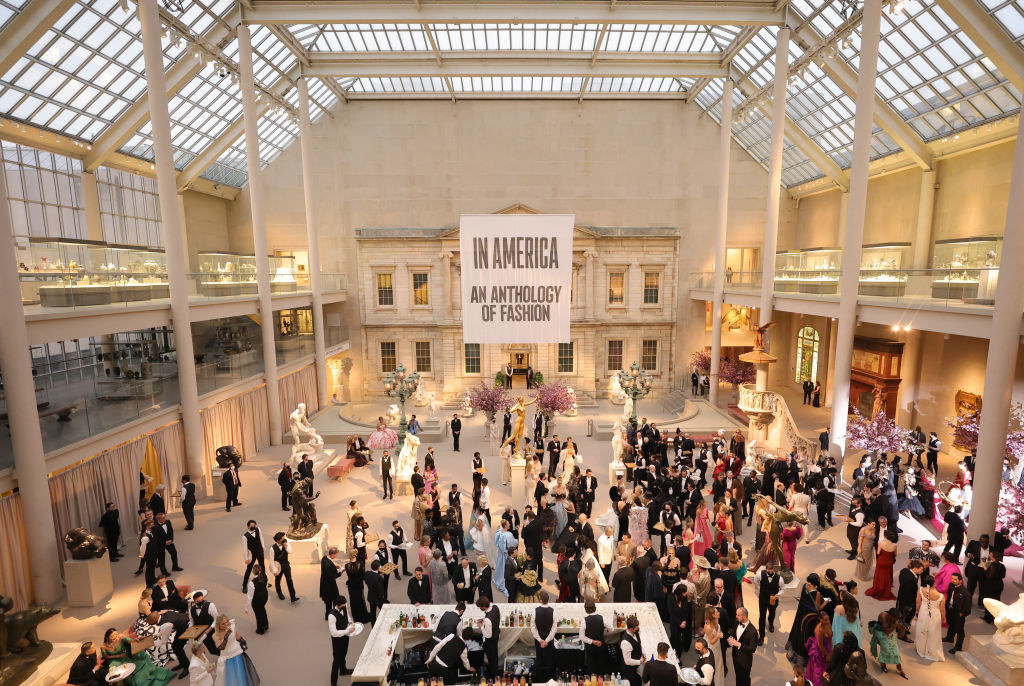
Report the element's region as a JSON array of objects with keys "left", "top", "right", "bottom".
[{"left": 344, "top": 553, "right": 371, "bottom": 622}]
